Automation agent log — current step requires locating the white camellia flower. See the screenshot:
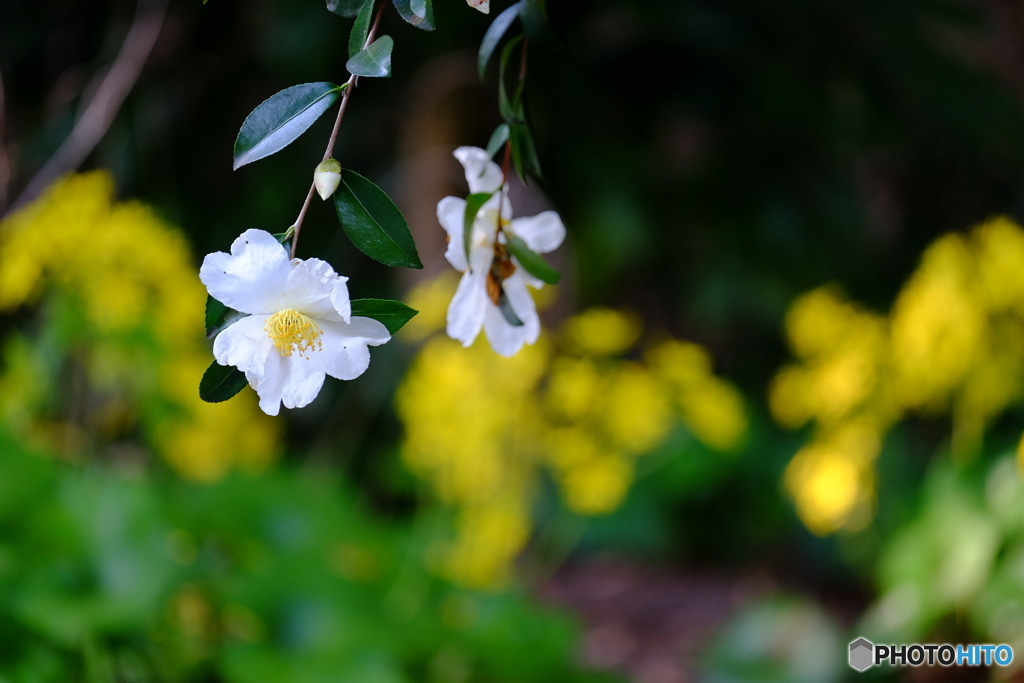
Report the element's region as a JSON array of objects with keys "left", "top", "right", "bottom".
[
  {"left": 200, "top": 229, "right": 390, "bottom": 416},
  {"left": 437, "top": 146, "right": 565, "bottom": 357}
]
